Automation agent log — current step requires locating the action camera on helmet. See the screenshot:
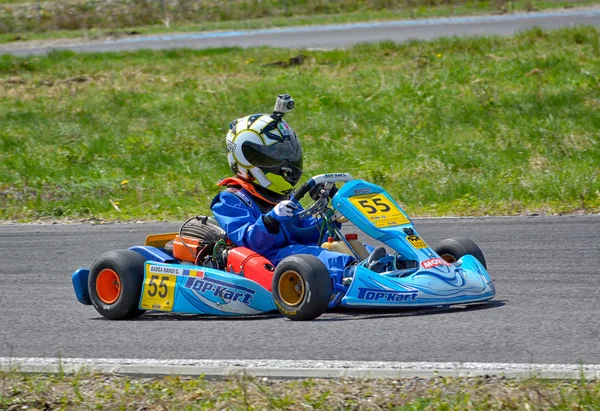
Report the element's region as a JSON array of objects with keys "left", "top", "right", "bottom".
[{"left": 272, "top": 94, "right": 295, "bottom": 120}]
